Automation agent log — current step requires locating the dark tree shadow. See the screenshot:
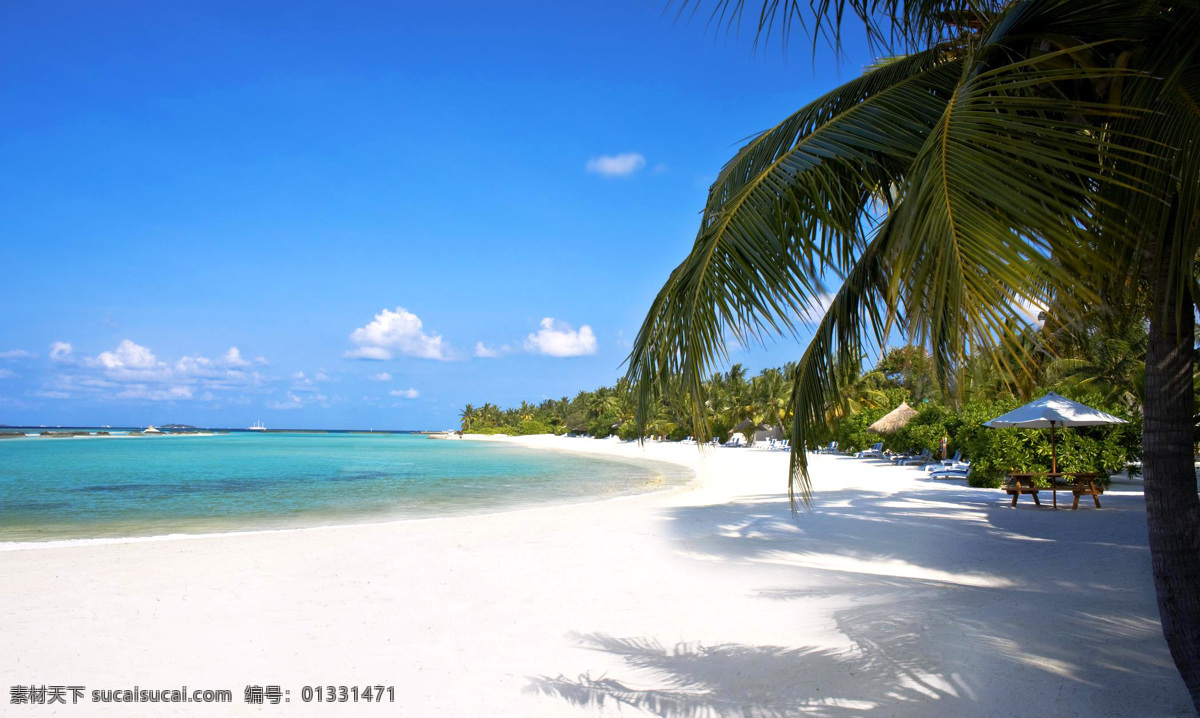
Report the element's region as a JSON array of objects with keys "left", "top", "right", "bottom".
[
  {"left": 529, "top": 461, "right": 1190, "bottom": 716},
  {"left": 528, "top": 630, "right": 975, "bottom": 717}
]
